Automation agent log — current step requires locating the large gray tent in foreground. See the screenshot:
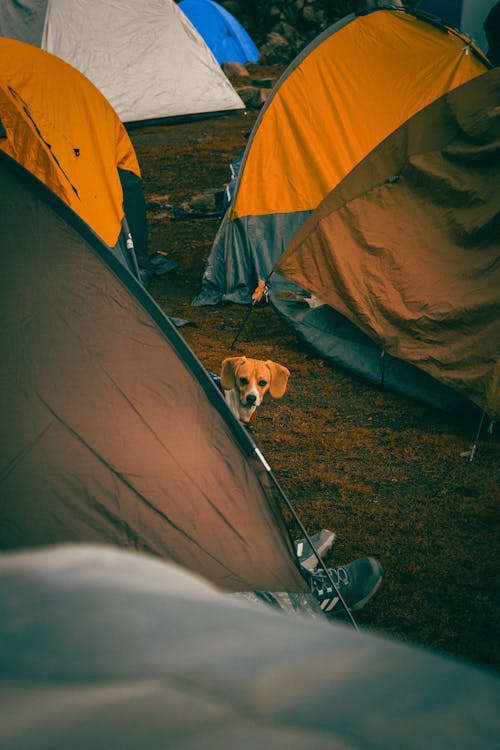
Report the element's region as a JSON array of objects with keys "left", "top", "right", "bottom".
[
  {"left": 0, "top": 150, "right": 307, "bottom": 596},
  {"left": 1, "top": 544, "right": 499, "bottom": 749}
]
